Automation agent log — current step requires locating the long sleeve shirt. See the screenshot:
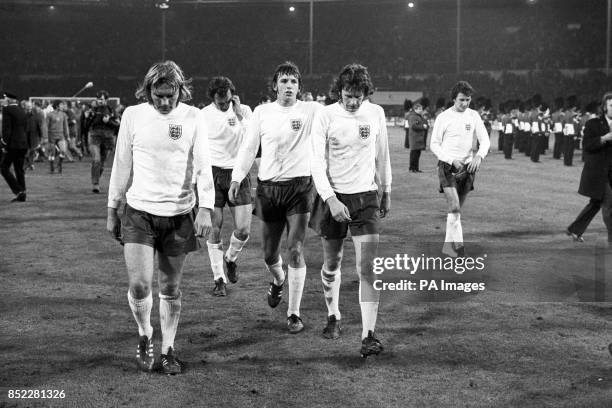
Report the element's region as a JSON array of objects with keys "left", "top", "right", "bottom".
[
  {"left": 429, "top": 107, "right": 490, "bottom": 165},
  {"left": 200, "top": 103, "right": 252, "bottom": 169},
  {"left": 311, "top": 101, "right": 392, "bottom": 201},
  {"left": 107, "top": 102, "right": 214, "bottom": 216},
  {"left": 231, "top": 100, "right": 322, "bottom": 183},
  {"left": 46, "top": 110, "right": 69, "bottom": 142}
]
